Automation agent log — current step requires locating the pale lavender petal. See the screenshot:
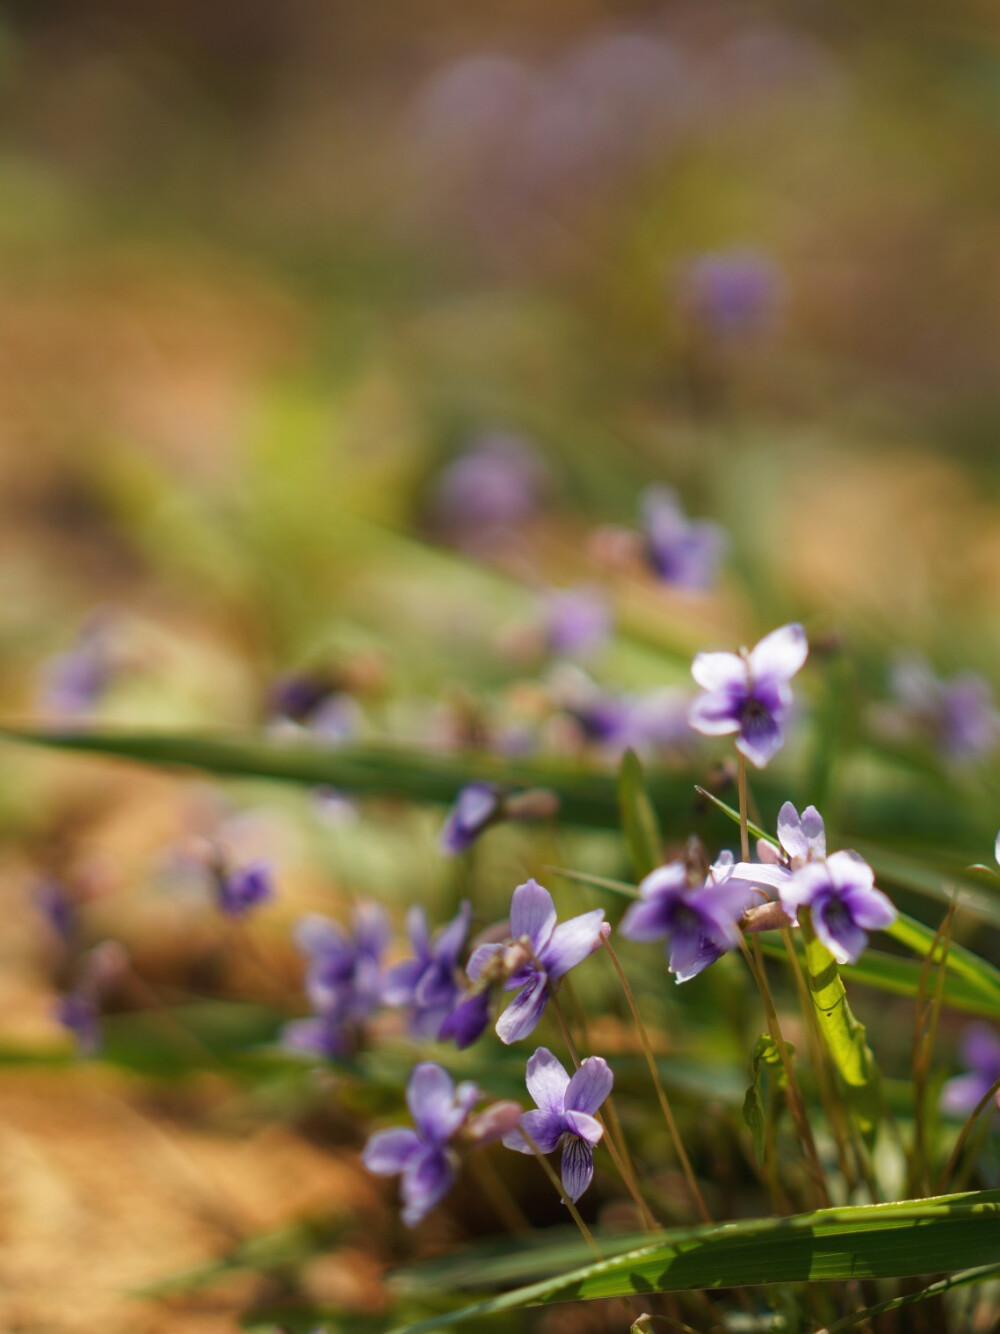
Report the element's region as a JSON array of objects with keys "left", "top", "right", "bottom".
[
  {"left": 691, "top": 651, "right": 746, "bottom": 694},
  {"left": 811, "top": 893, "right": 868, "bottom": 965},
  {"left": 407, "top": 1063, "right": 462, "bottom": 1144},
  {"left": 748, "top": 623, "right": 808, "bottom": 686},
  {"left": 503, "top": 1108, "right": 565, "bottom": 1155},
  {"left": 758, "top": 840, "right": 783, "bottom": 865},
  {"left": 563, "top": 1109, "right": 604, "bottom": 1145},
  {"left": 294, "top": 914, "right": 348, "bottom": 957},
  {"left": 689, "top": 691, "right": 743, "bottom": 737},
  {"left": 940, "top": 1072, "right": 994, "bottom": 1119},
  {"left": 407, "top": 906, "right": 431, "bottom": 957},
  {"left": 362, "top": 1127, "right": 422, "bottom": 1175},
  {"left": 560, "top": 1136, "right": 595, "bottom": 1202},
  {"left": 564, "top": 1055, "right": 613, "bottom": 1116},
  {"left": 727, "top": 861, "right": 790, "bottom": 893},
  {"left": 401, "top": 1144, "right": 455, "bottom": 1226},
  {"left": 668, "top": 924, "right": 722, "bottom": 983},
  {"left": 826, "top": 850, "right": 875, "bottom": 894},
  {"left": 776, "top": 802, "right": 808, "bottom": 863},
  {"left": 509, "top": 879, "right": 557, "bottom": 952},
  {"left": 495, "top": 972, "right": 549, "bottom": 1044},
  {"left": 542, "top": 909, "right": 606, "bottom": 980},
  {"left": 525, "top": 1046, "right": 571, "bottom": 1113},
  {"left": 841, "top": 883, "right": 896, "bottom": 931},
  {"left": 433, "top": 902, "right": 472, "bottom": 968},
  {"left": 381, "top": 958, "right": 426, "bottom": 1006},
  {"left": 778, "top": 861, "right": 829, "bottom": 919},
  {"left": 962, "top": 1024, "right": 1000, "bottom": 1077},
  {"left": 620, "top": 897, "right": 672, "bottom": 941},
  {"left": 466, "top": 942, "right": 505, "bottom": 983},
  {"left": 799, "top": 806, "right": 826, "bottom": 858},
  {"left": 637, "top": 862, "right": 688, "bottom": 897}
]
